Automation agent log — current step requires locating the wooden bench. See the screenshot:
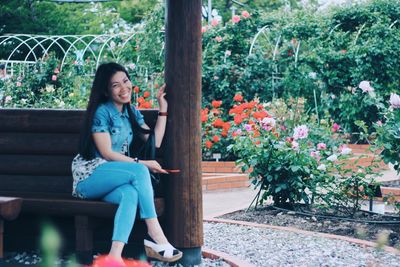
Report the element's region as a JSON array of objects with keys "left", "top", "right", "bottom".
[{"left": 0, "top": 108, "right": 165, "bottom": 264}]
